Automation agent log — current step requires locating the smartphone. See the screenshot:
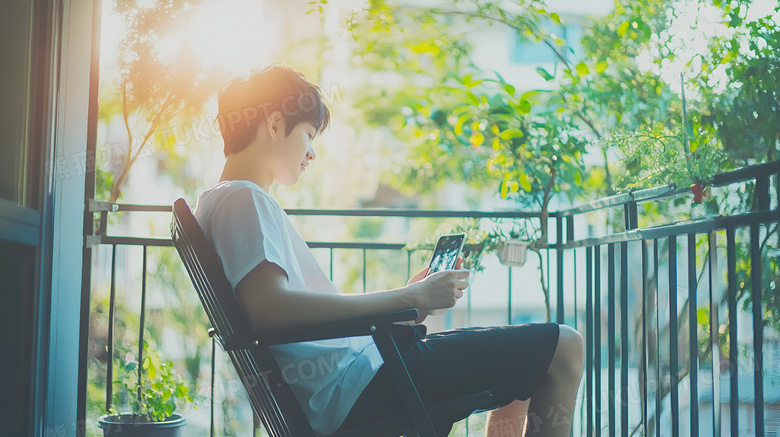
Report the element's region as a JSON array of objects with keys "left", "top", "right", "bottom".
[{"left": 425, "top": 233, "right": 467, "bottom": 277}]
